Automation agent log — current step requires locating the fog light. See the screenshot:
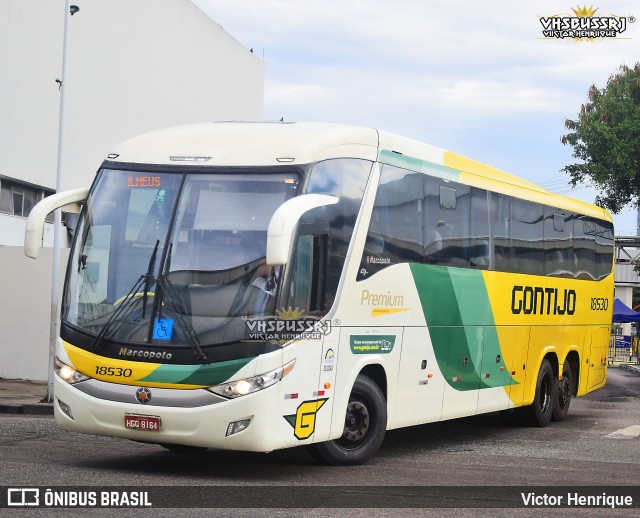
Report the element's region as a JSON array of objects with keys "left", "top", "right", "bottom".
[
  {"left": 57, "top": 398, "right": 74, "bottom": 420},
  {"left": 226, "top": 418, "right": 251, "bottom": 436}
]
